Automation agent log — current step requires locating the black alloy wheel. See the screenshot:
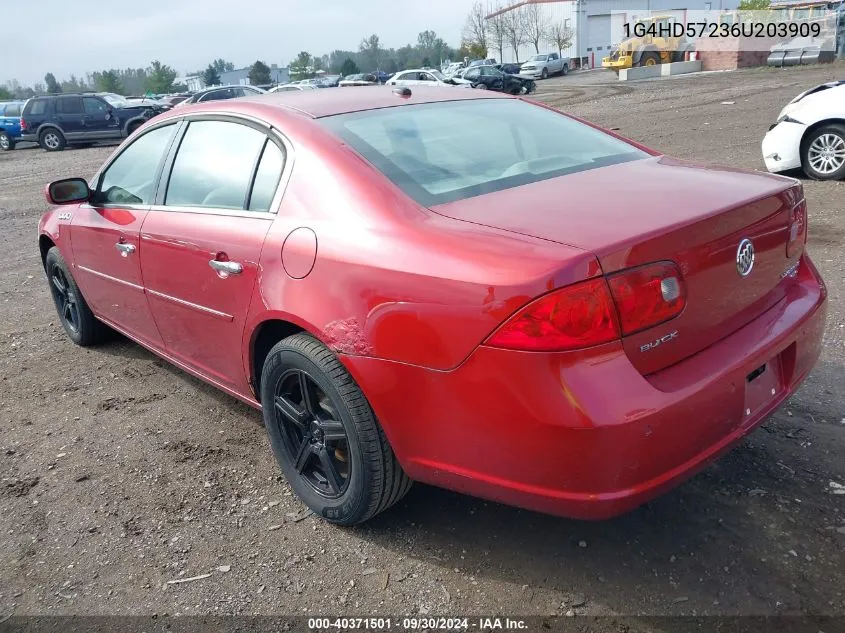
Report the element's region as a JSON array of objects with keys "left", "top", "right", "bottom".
[{"left": 273, "top": 368, "right": 350, "bottom": 498}]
